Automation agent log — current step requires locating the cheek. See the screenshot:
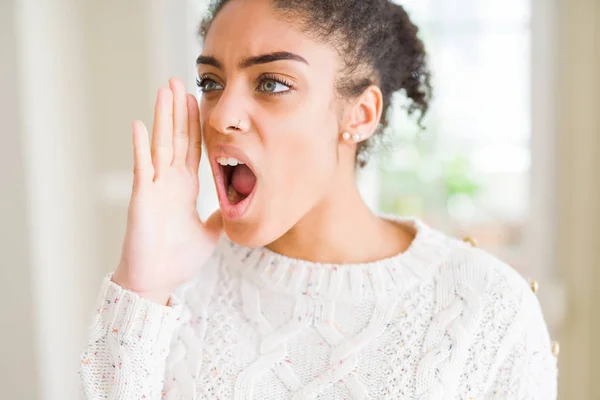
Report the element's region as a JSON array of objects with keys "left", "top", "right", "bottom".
[
  {"left": 199, "top": 103, "right": 211, "bottom": 141},
  {"left": 260, "top": 100, "right": 339, "bottom": 192}
]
